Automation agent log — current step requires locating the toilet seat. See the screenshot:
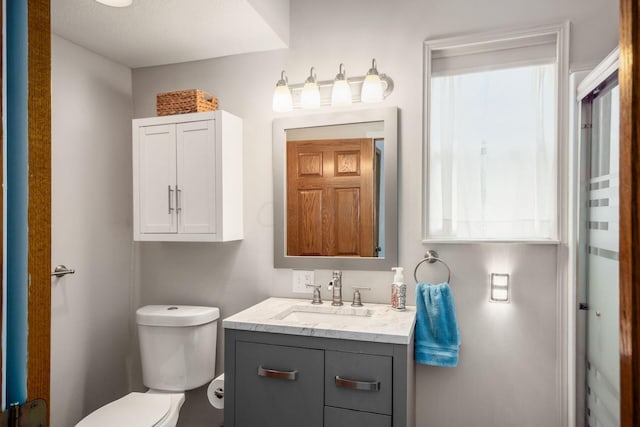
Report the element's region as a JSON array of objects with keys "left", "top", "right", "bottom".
[{"left": 75, "top": 392, "right": 184, "bottom": 427}]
